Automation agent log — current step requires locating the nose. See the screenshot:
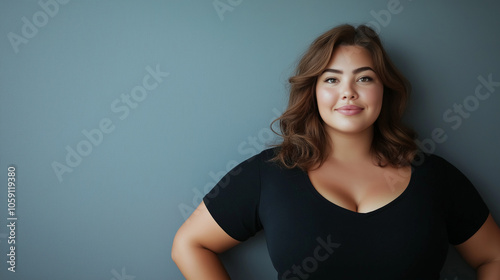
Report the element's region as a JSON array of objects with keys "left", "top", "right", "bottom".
[{"left": 341, "top": 83, "right": 358, "bottom": 100}]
